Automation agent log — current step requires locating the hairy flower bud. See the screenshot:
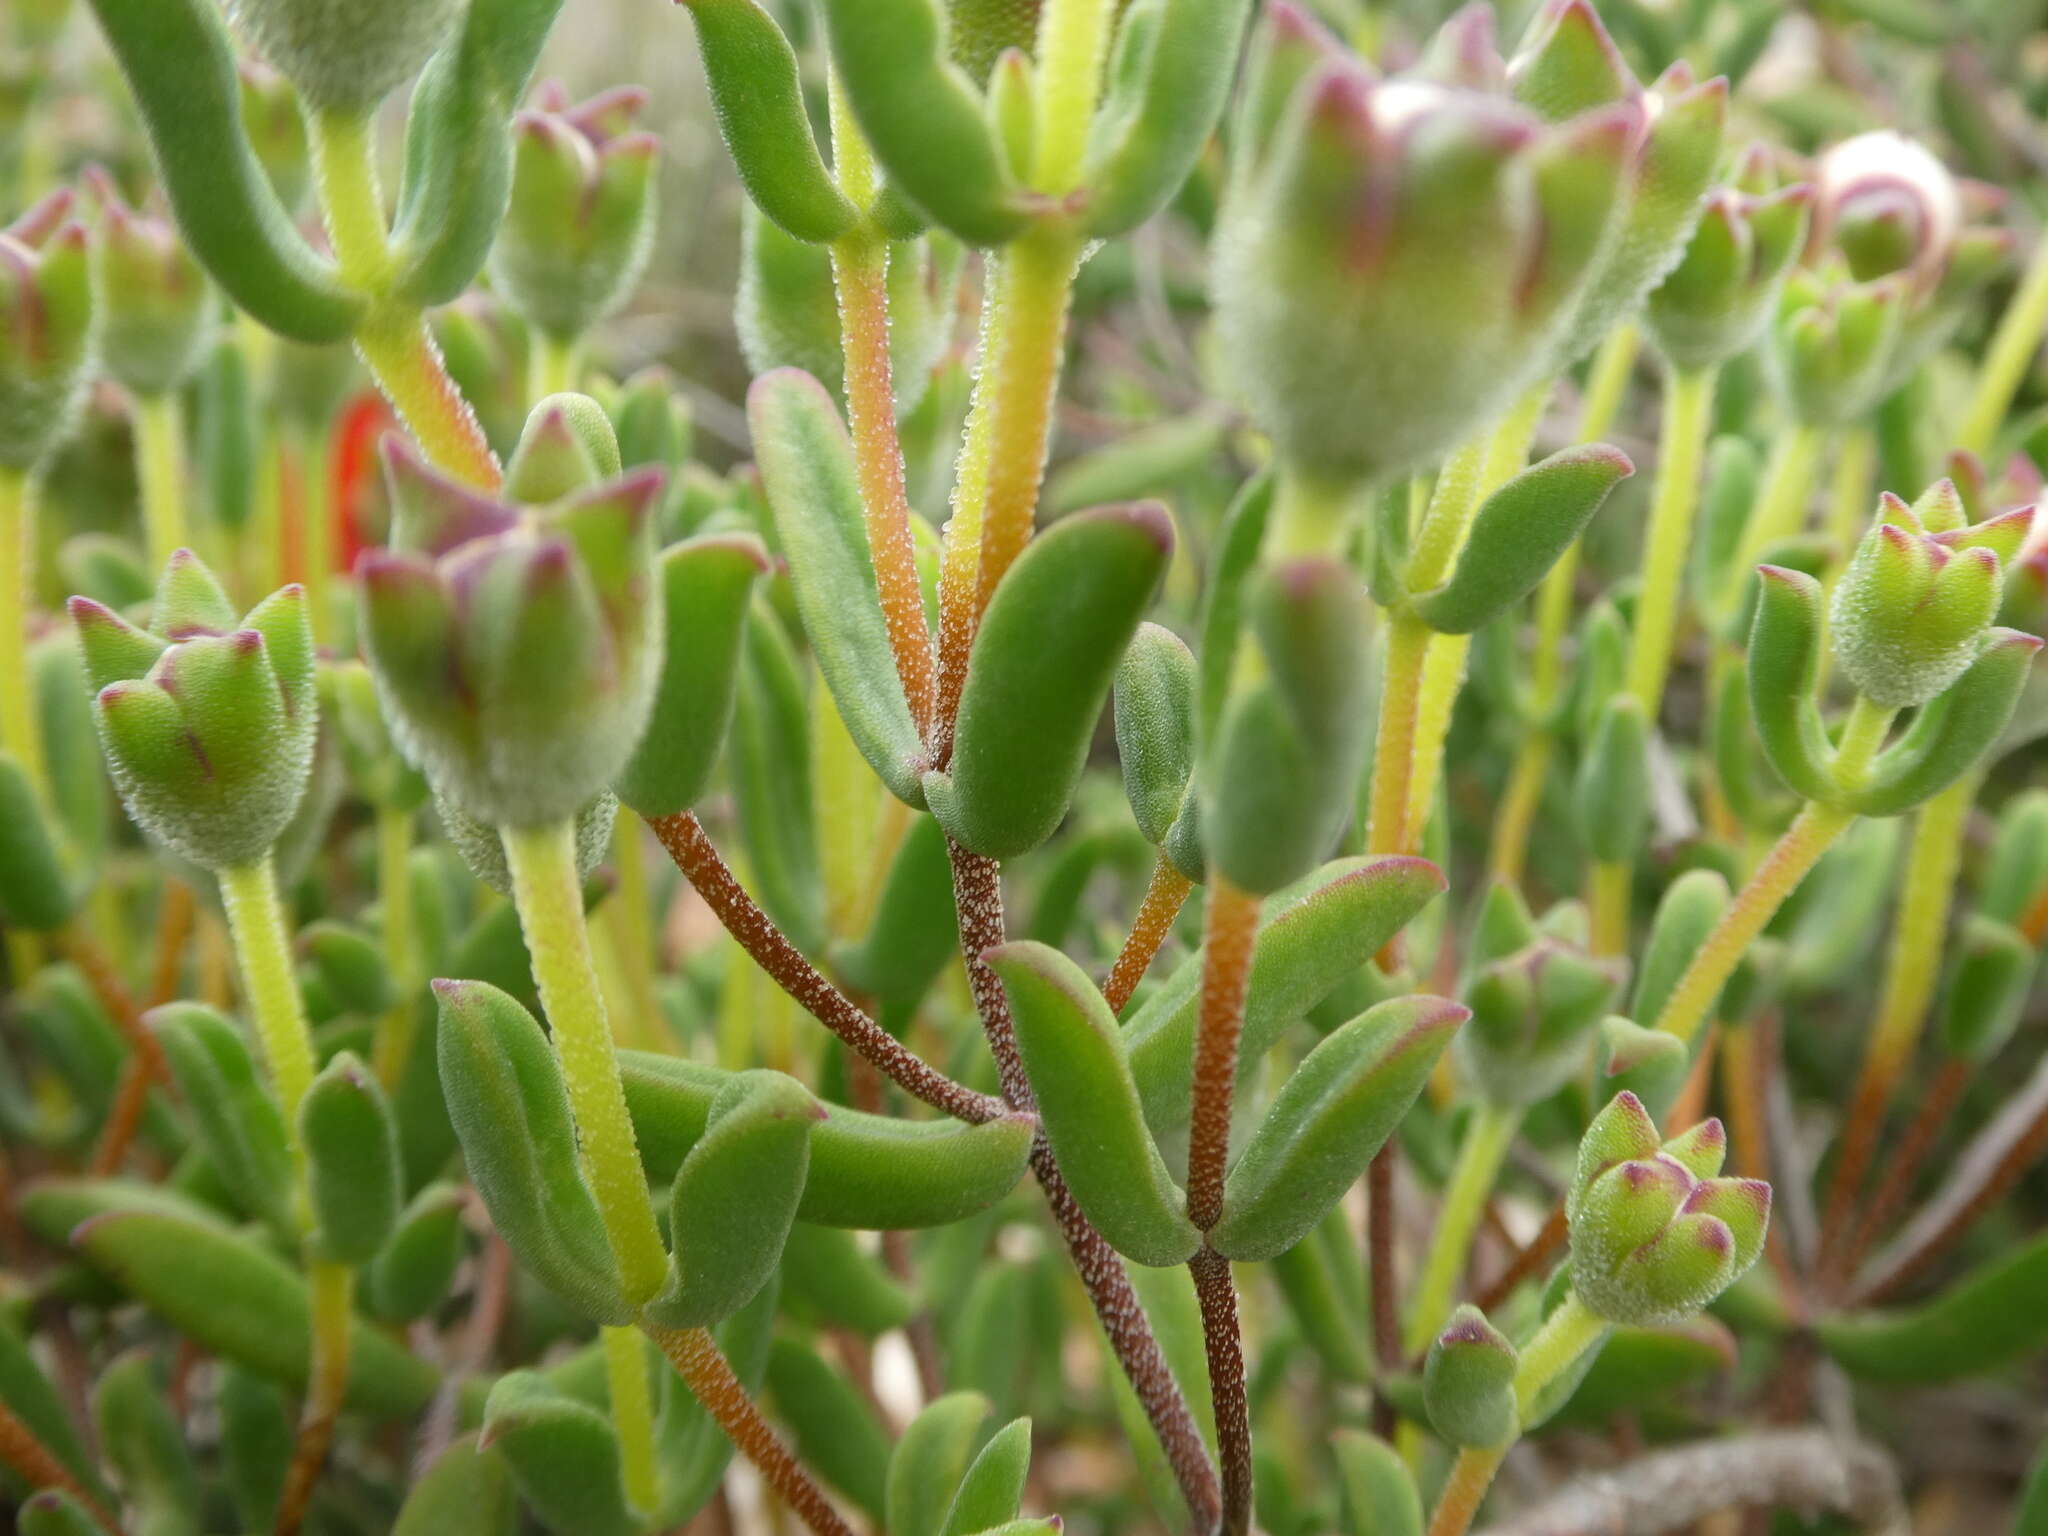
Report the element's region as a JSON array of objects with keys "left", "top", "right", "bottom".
[
  {"left": 87, "top": 171, "right": 212, "bottom": 399},
  {"left": 488, "top": 85, "right": 659, "bottom": 344},
  {"left": 1568, "top": 1092, "right": 1768, "bottom": 1327},
  {"left": 0, "top": 189, "right": 92, "bottom": 471},
  {"left": 1507, "top": 1, "right": 1729, "bottom": 369},
  {"left": 1831, "top": 486, "right": 2032, "bottom": 708},
  {"left": 1213, "top": 4, "right": 1632, "bottom": 488},
  {"left": 1644, "top": 147, "right": 1811, "bottom": 373},
  {"left": 1460, "top": 936, "right": 1625, "bottom": 1106},
  {"left": 355, "top": 405, "right": 664, "bottom": 830},
  {"left": 69, "top": 552, "right": 316, "bottom": 870},
  {"left": 227, "top": 0, "right": 462, "bottom": 111}
]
